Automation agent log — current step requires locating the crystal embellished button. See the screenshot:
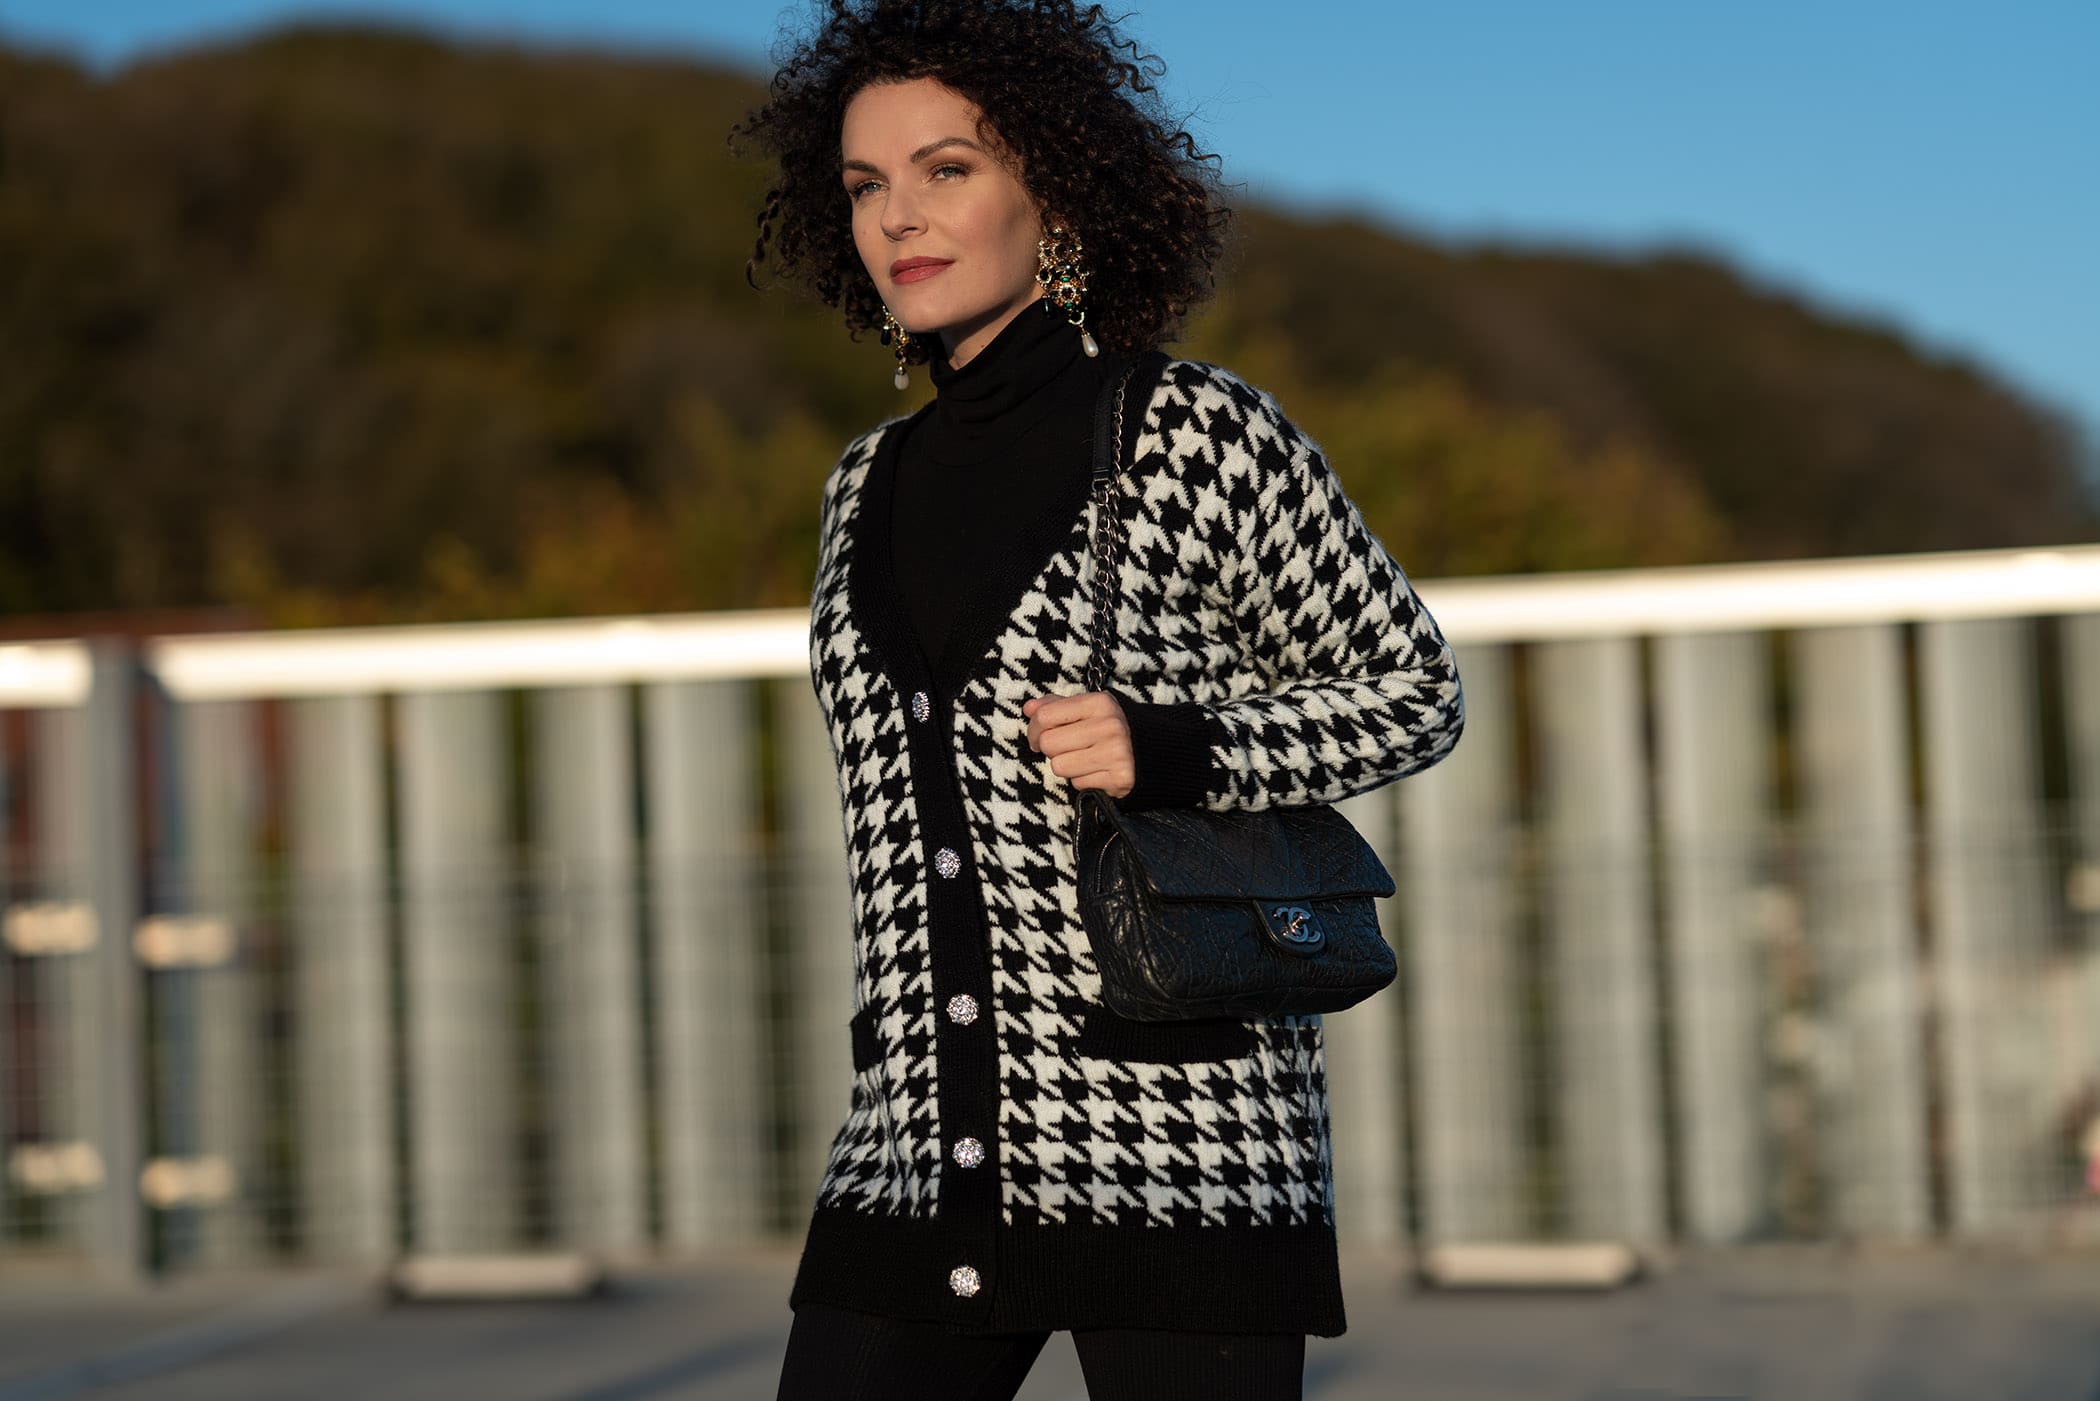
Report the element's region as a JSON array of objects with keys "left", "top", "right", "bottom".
[
  {"left": 934, "top": 847, "right": 962, "bottom": 879},
  {"left": 910, "top": 690, "right": 931, "bottom": 721},
  {"left": 949, "top": 1264, "right": 982, "bottom": 1298},
  {"left": 952, "top": 1137, "right": 986, "bottom": 1169},
  {"left": 946, "top": 993, "right": 980, "bottom": 1025}
]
